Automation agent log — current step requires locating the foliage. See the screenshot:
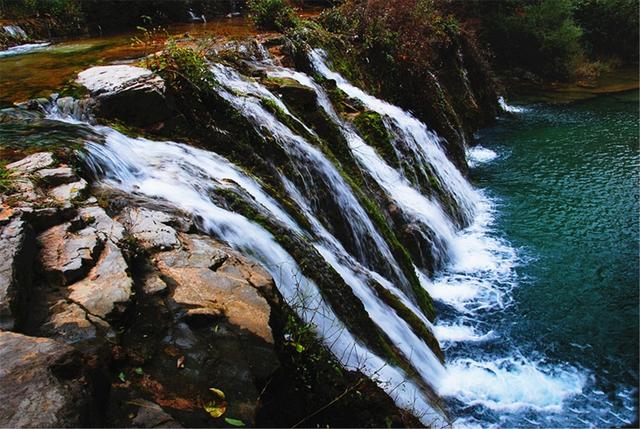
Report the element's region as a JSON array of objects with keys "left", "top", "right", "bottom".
[
  {"left": 247, "top": 0, "right": 299, "bottom": 32},
  {"left": 142, "top": 38, "right": 216, "bottom": 92},
  {"left": 331, "top": 0, "right": 460, "bottom": 74},
  {"left": 573, "top": 0, "right": 639, "bottom": 62},
  {"left": 0, "top": 161, "right": 14, "bottom": 194}
]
